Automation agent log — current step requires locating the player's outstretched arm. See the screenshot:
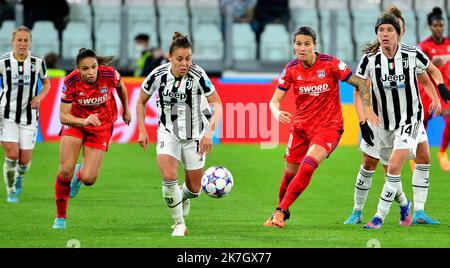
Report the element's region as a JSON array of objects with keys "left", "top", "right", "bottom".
[
  {"left": 115, "top": 79, "right": 131, "bottom": 125},
  {"left": 418, "top": 72, "right": 442, "bottom": 116},
  {"left": 136, "top": 90, "right": 151, "bottom": 151},
  {"left": 269, "top": 89, "right": 292, "bottom": 124},
  {"left": 199, "top": 91, "right": 223, "bottom": 155},
  {"left": 347, "top": 74, "right": 380, "bottom": 127},
  {"left": 60, "top": 102, "right": 101, "bottom": 127}
]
